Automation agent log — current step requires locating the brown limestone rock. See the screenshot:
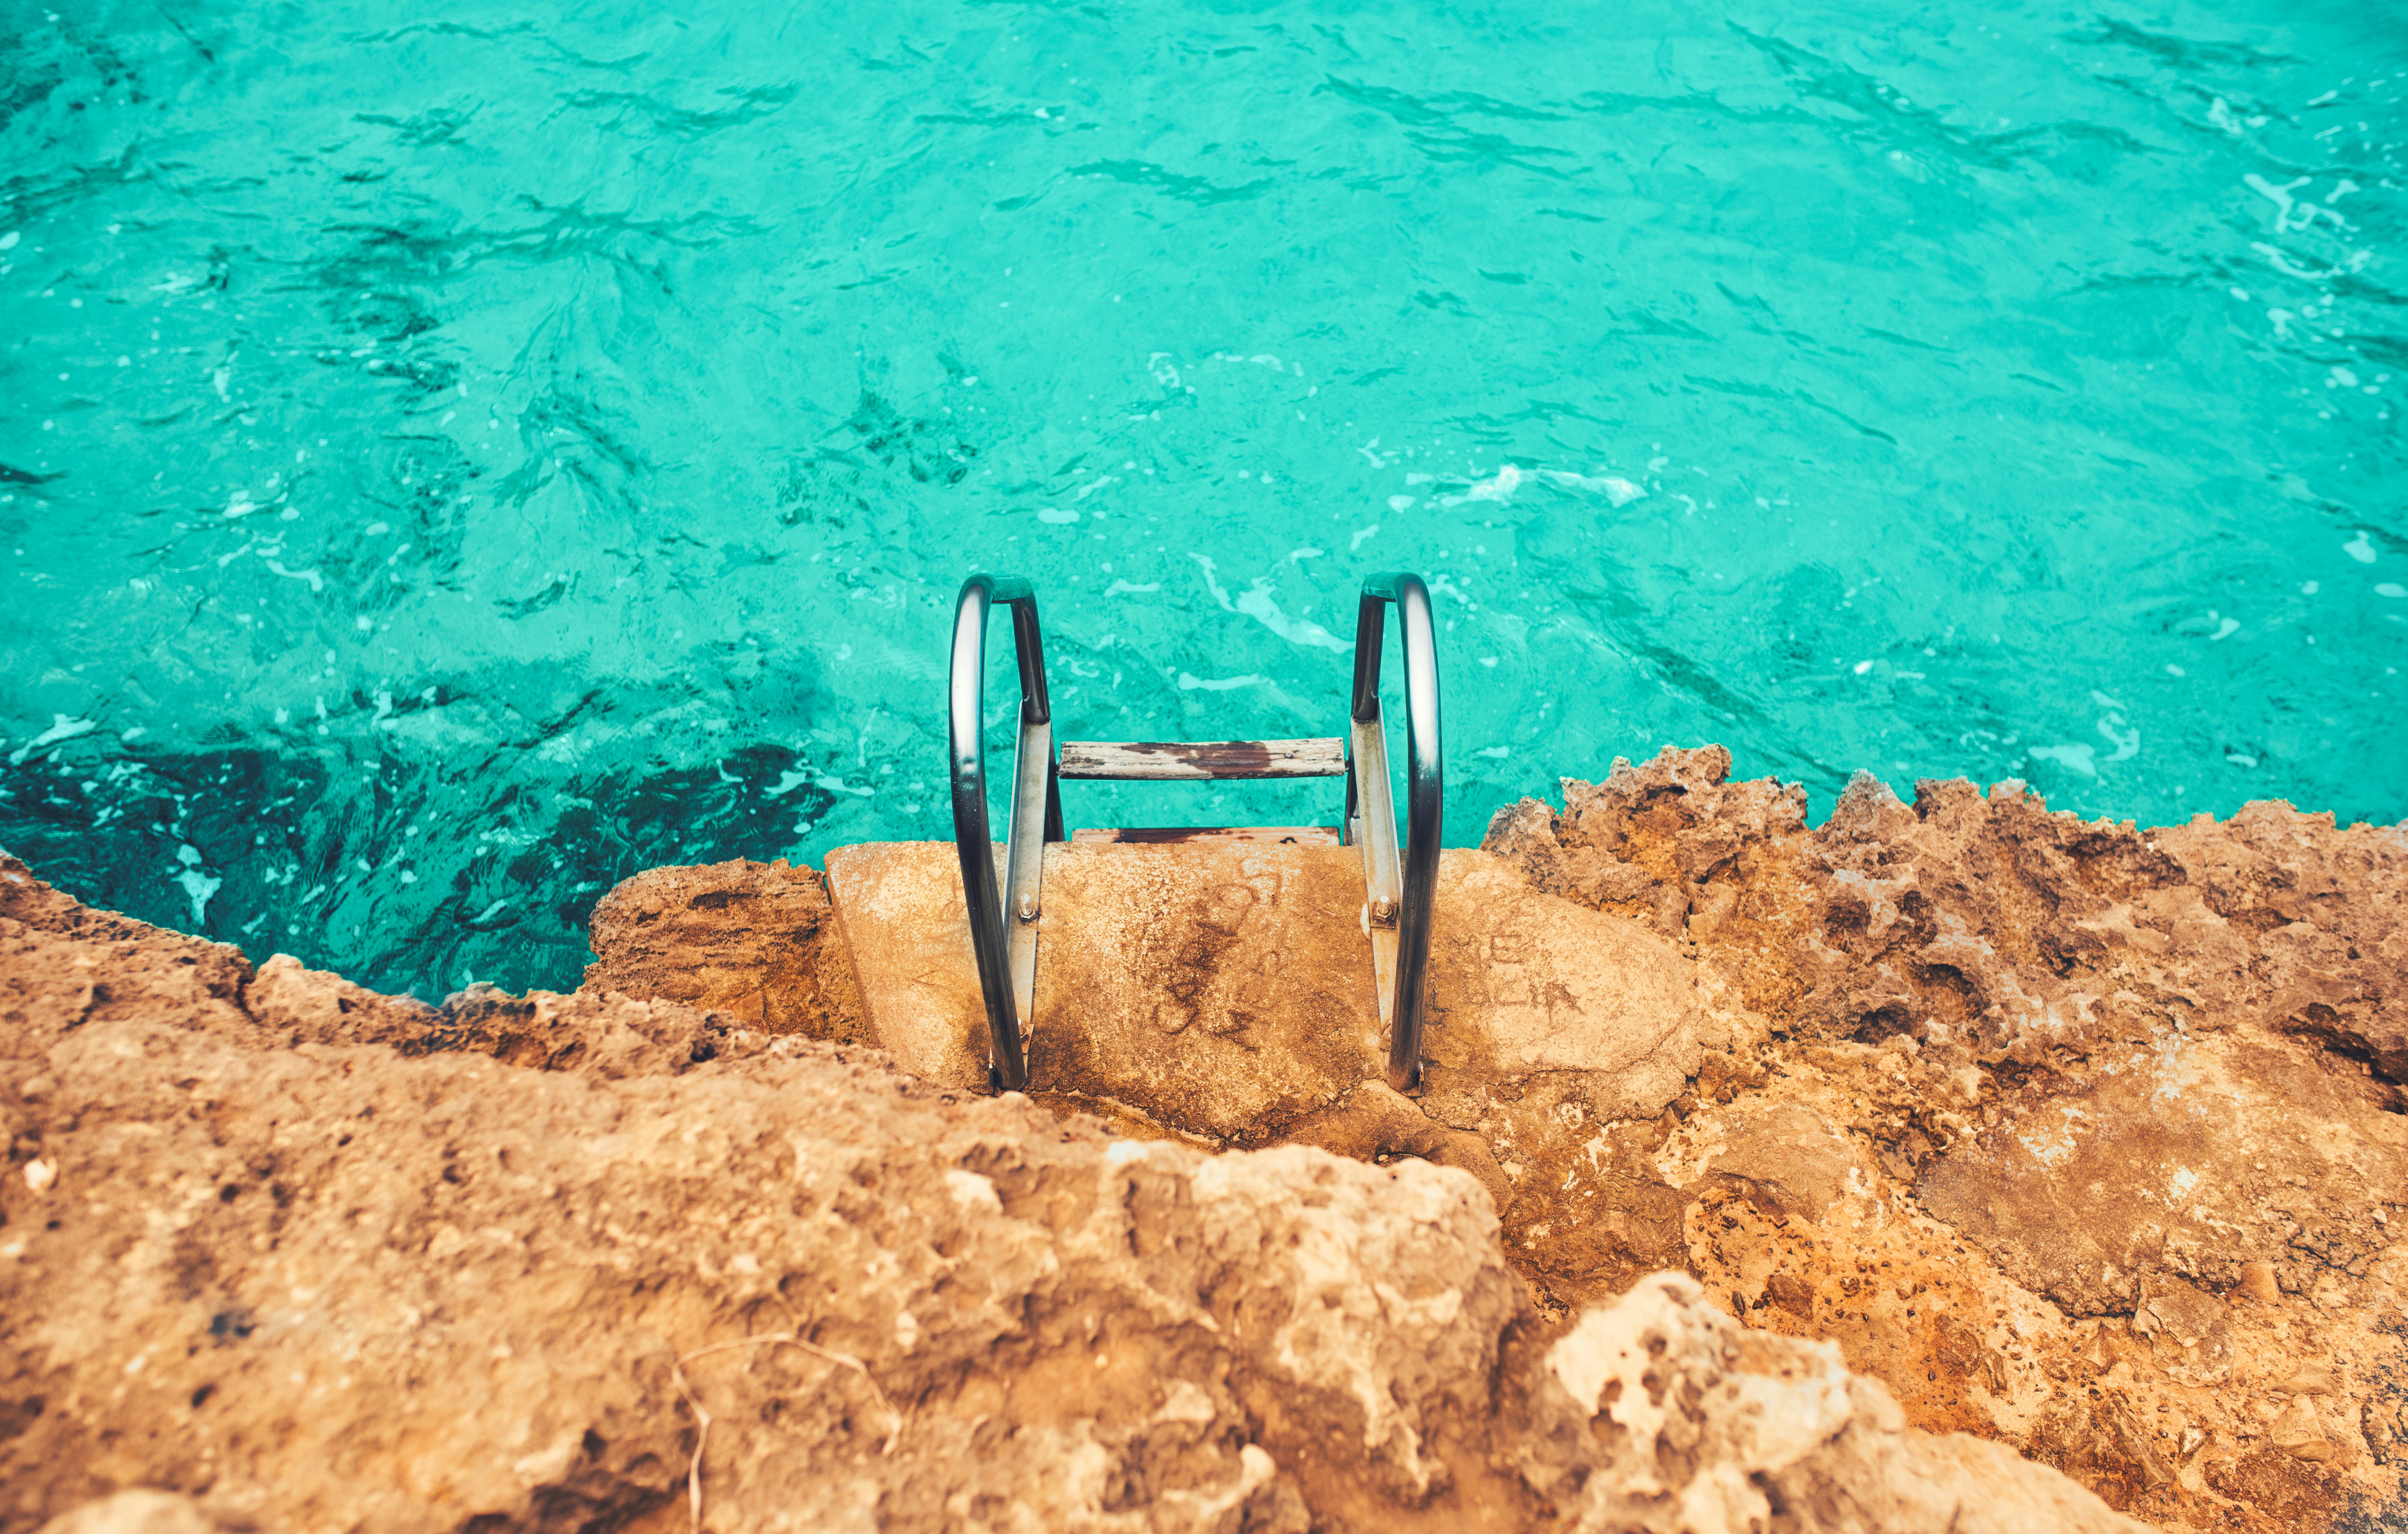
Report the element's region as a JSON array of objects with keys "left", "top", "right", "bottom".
[
  {"left": 821, "top": 839, "right": 1385, "bottom": 1116},
  {"left": 1284, "top": 1079, "right": 1513, "bottom": 1211},
  {"left": 816, "top": 841, "right": 1709, "bottom": 1143},
  {"left": 33, "top": 1491, "right": 237, "bottom": 1534},
  {"left": 1699, "top": 1102, "right": 1864, "bottom": 1222},
  {"left": 1, "top": 853, "right": 257, "bottom": 1043},
  {"left": 819, "top": 839, "right": 988, "bottom": 1083},
  {"left": 1527, "top": 1273, "right": 2153, "bottom": 1534},
  {"left": 1029, "top": 841, "right": 1383, "bottom": 1143},
  {"left": 1483, "top": 749, "right": 2408, "bottom": 1532},
  {"left": 1915, "top": 1028, "right": 2407, "bottom": 1315},
  {"left": 1424, "top": 849, "right": 1711, "bottom": 1118},
  {"left": 583, "top": 856, "right": 864, "bottom": 1042},
  {"left": 565, "top": 749, "right": 2408, "bottom": 1533},
  {"left": 0, "top": 861, "right": 2146, "bottom": 1534},
  {"left": 244, "top": 953, "right": 438, "bottom": 1047}
]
